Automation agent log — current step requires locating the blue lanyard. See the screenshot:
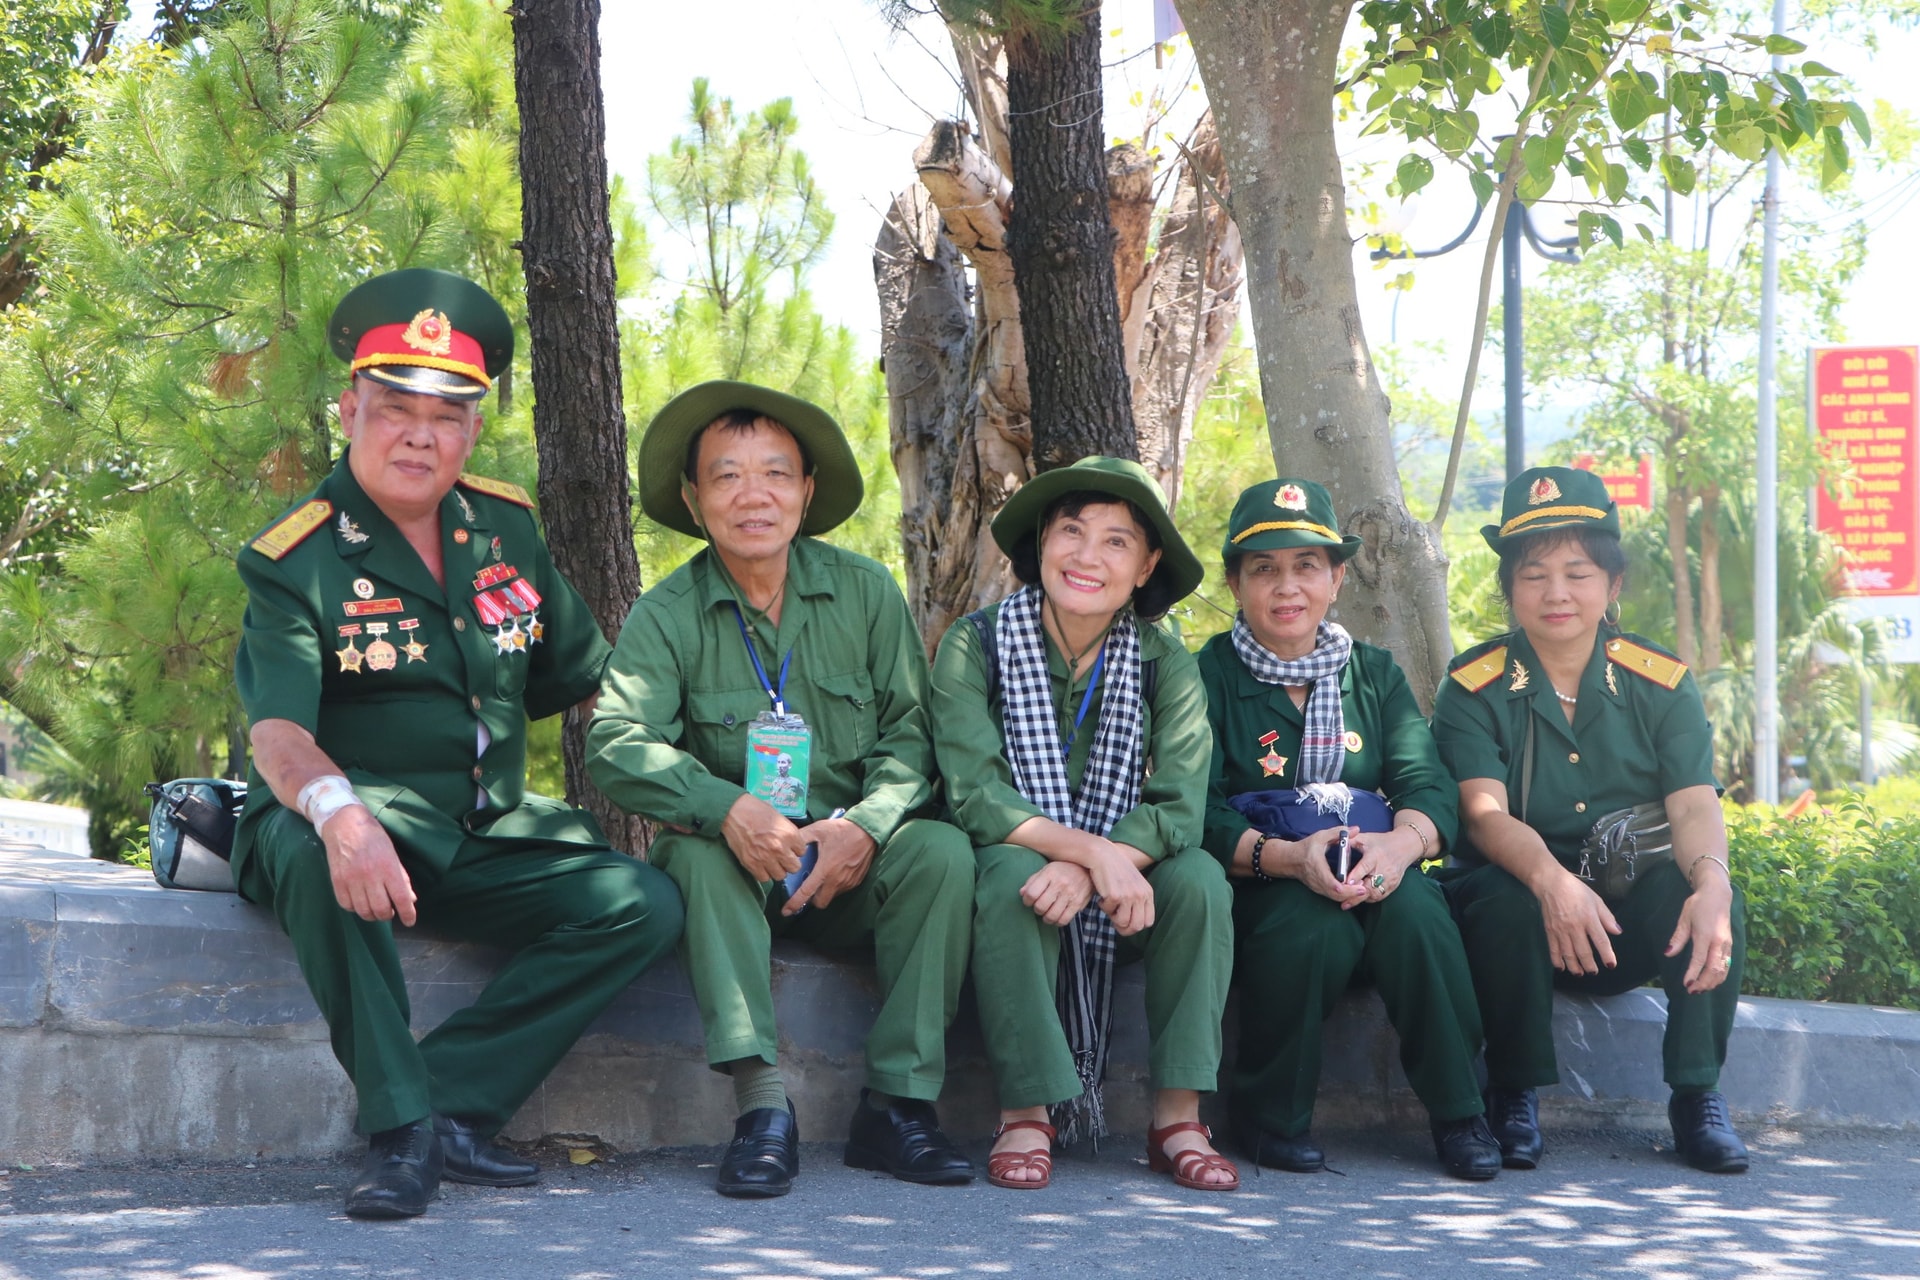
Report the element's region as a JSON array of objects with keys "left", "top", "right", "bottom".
[
  {"left": 1060, "top": 646, "right": 1106, "bottom": 758},
  {"left": 730, "top": 602, "right": 793, "bottom": 716}
]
